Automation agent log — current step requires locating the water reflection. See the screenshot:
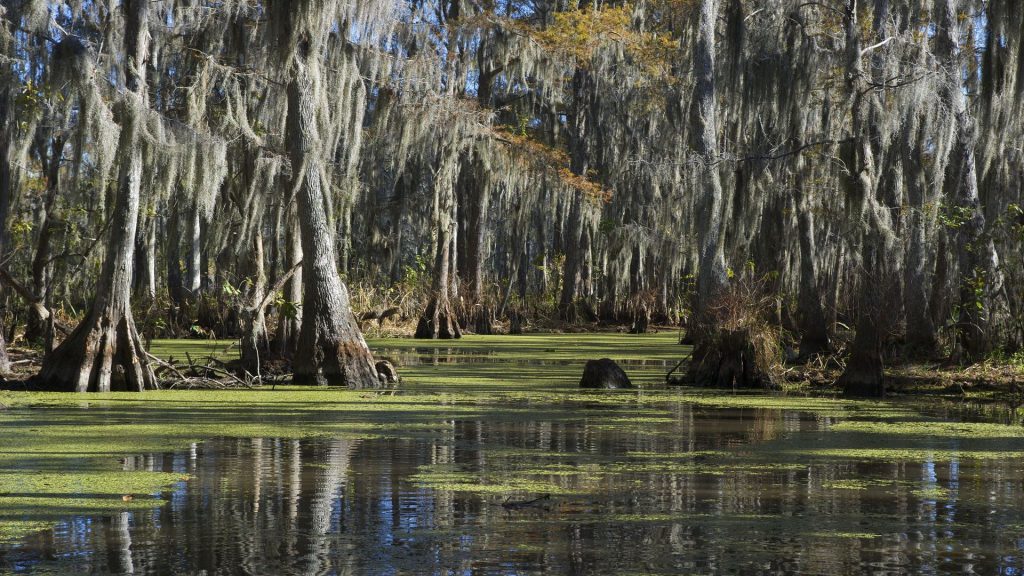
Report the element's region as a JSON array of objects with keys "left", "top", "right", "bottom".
[{"left": 2, "top": 402, "right": 1023, "bottom": 575}]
